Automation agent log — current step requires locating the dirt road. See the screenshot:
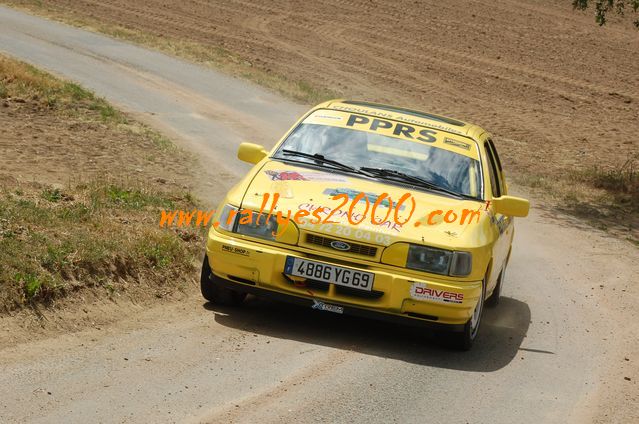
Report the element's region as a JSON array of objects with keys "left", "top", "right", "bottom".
[
  {"left": 0, "top": 5, "right": 305, "bottom": 200},
  {"left": 0, "top": 6, "right": 637, "bottom": 424},
  {"left": 6, "top": 0, "right": 639, "bottom": 186}
]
